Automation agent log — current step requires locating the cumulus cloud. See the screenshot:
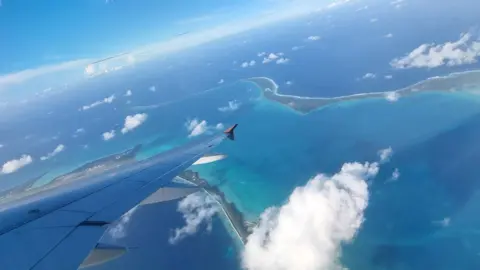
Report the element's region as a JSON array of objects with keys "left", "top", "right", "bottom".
[
  {"left": 378, "top": 147, "right": 393, "bottom": 163},
  {"left": 108, "top": 207, "right": 138, "bottom": 240},
  {"left": 258, "top": 52, "right": 266, "bottom": 57},
  {"left": 125, "top": 90, "right": 132, "bottom": 97},
  {"left": 40, "top": 144, "right": 65, "bottom": 161},
  {"left": 102, "top": 130, "right": 116, "bottom": 141},
  {"left": 186, "top": 119, "right": 209, "bottom": 137},
  {"left": 276, "top": 58, "right": 290, "bottom": 64},
  {"left": 307, "top": 36, "right": 321, "bottom": 41},
  {"left": 215, "top": 123, "right": 225, "bottom": 130},
  {"left": 241, "top": 60, "right": 256, "bottom": 68},
  {"left": 185, "top": 118, "right": 225, "bottom": 137},
  {"left": 121, "top": 113, "right": 148, "bottom": 134},
  {"left": 389, "top": 168, "right": 400, "bottom": 182},
  {"left": 391, "top": 33, "right": 480, "bottom": 69},
  {"left": 1, "top": 155, "right": 33, "bottom": 174},
  {"left": 218, "top": 79, "right": 224, "bottom": 84},
  {"left": 218, "top": 100, "right": 241, "bottom": 112},
  {"left": 242, "top": 162, "right": 379, "bottom": 270},
  {"left": 169, "top": 192, "right": 220, "bottom": 244},
  {"left": 286, "top": 81, "right": 293, "bottom": 85},
  {"left": 362, "top": 73, "right": 376, "bottom": 79},
  {"left": 385, "top": 91, "right": 400, "bottom": 102},
  {"left": 384, "top": 33, "right": 393, "bottom": 38},
  {"left": 81, "top": 95, "right": 115, "bottom": 111}
]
